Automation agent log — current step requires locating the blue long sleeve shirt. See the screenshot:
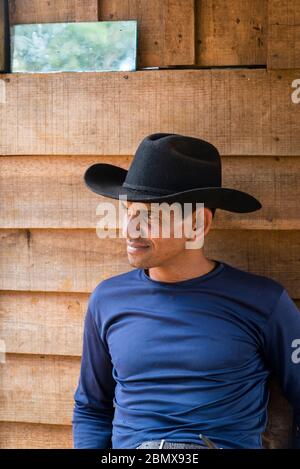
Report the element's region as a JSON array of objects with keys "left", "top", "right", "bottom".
[{"left": 72, "top": 259, "right": 300, "bottom": 449}]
